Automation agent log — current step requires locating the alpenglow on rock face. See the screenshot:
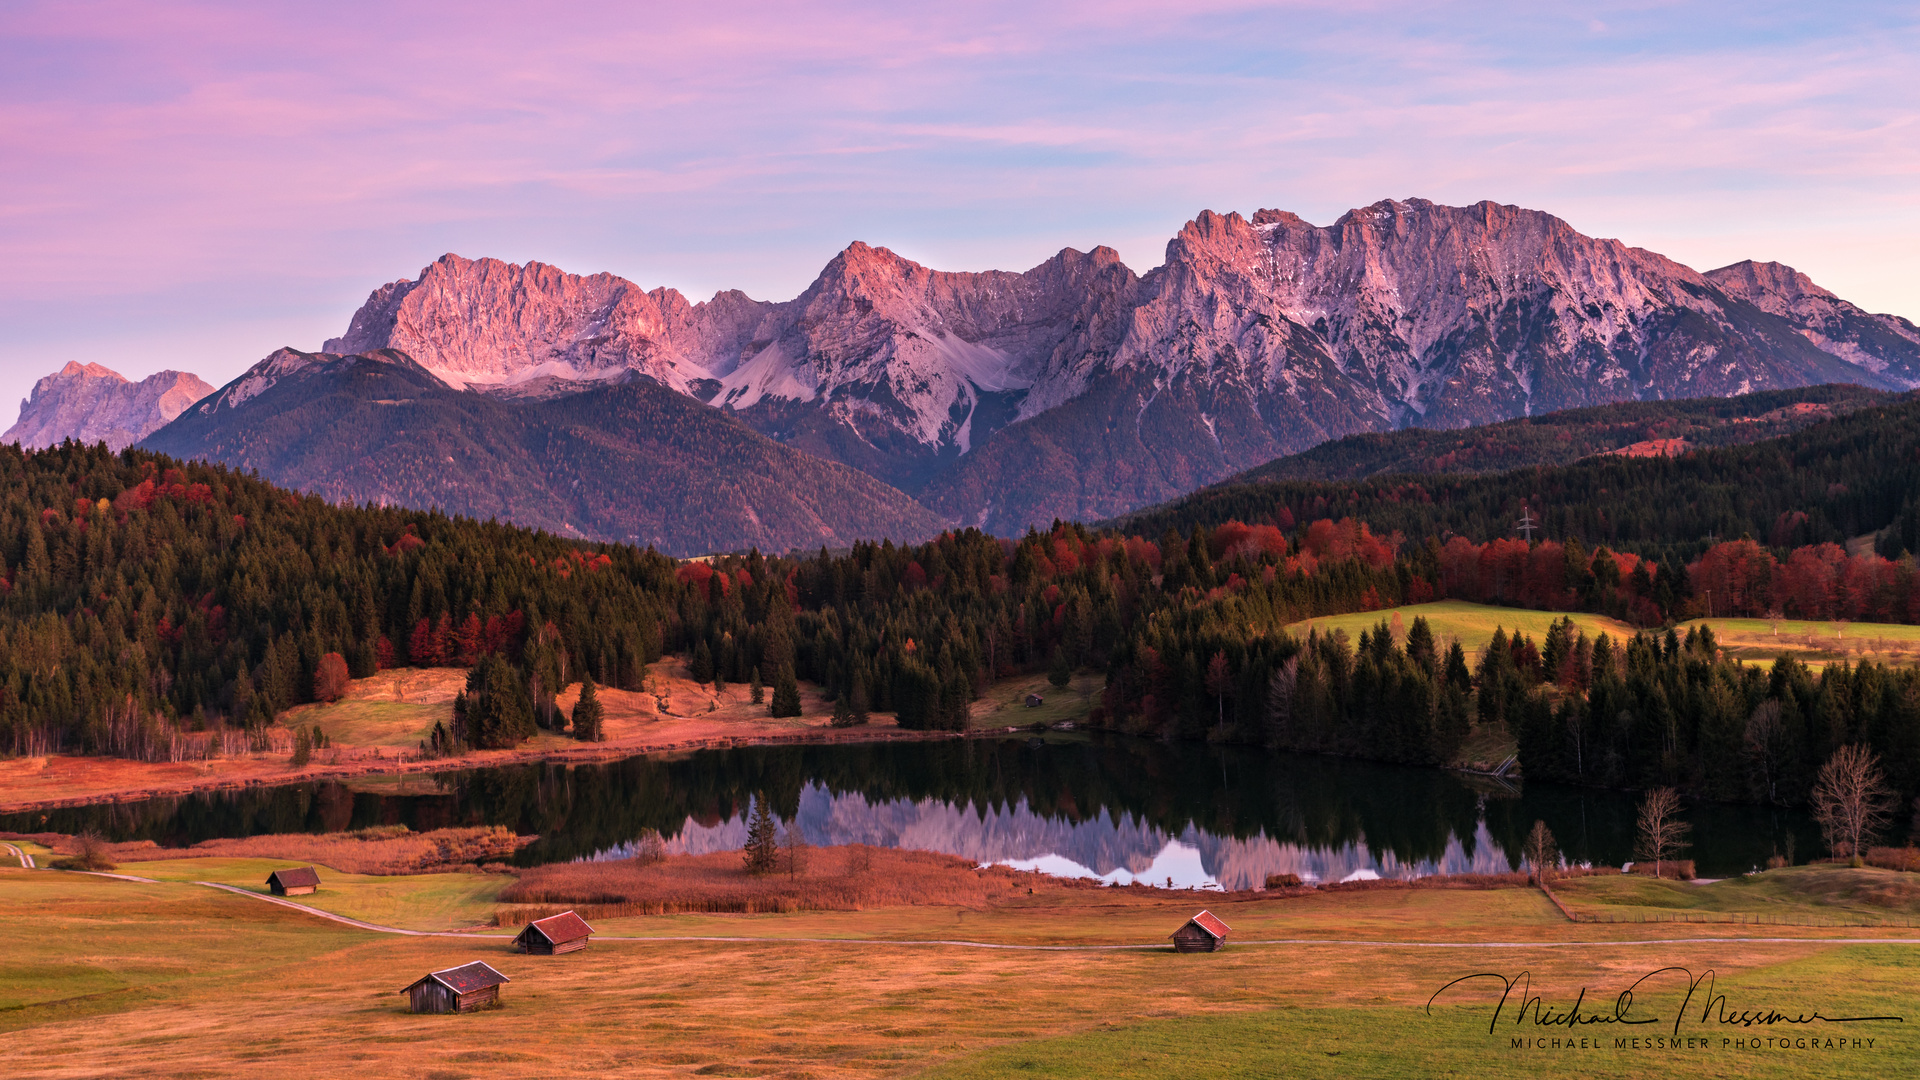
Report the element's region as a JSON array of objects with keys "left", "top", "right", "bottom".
[
  {"left": 4, "top": 362, "right": 214, "bottom": 451},
  {"left": 316, "top": 200, "right": 1920, "bottom": 531}
]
